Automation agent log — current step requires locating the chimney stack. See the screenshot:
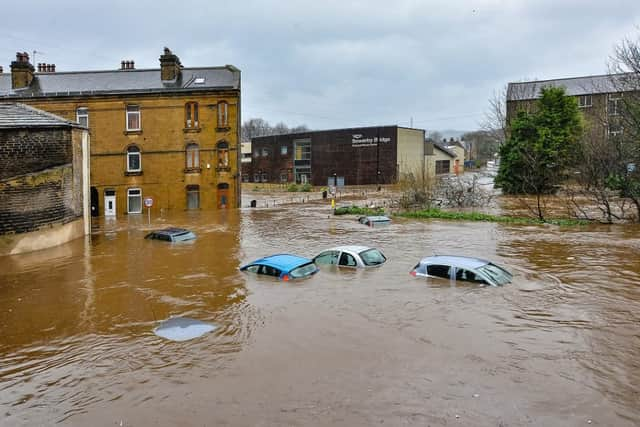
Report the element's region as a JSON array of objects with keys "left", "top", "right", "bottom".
[
  {"left": 159, "top": 47, "right": 181, "bottom": 82},
  {"left": 120, "top": 60, "right": 135, "bottom": 70},
  {"left": 10, "top": 52, "right": 35, "bottom": 89}
]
